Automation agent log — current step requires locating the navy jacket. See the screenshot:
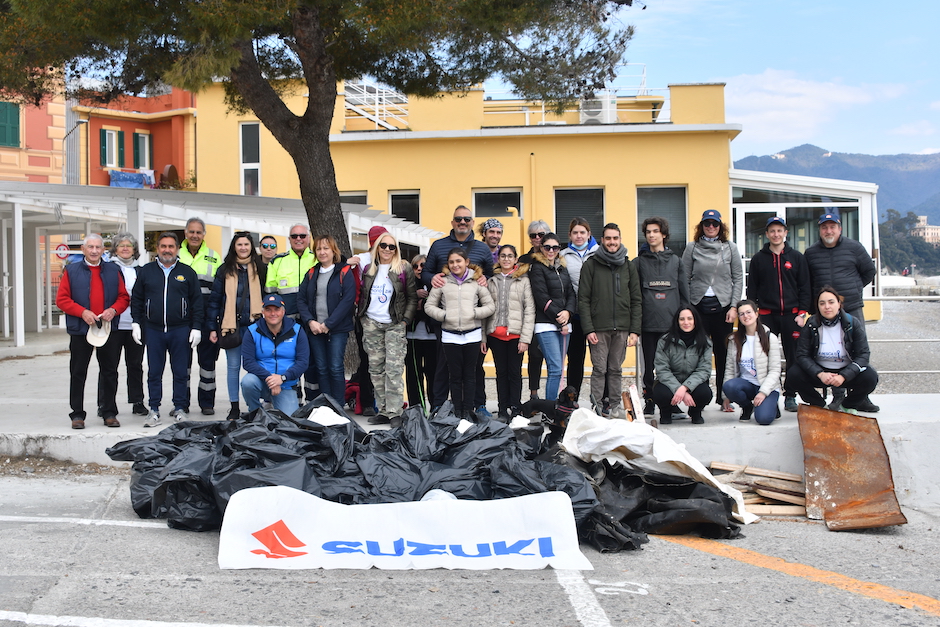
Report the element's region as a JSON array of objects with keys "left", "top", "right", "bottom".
[
  {"left": 803, "top": 236, "right": 875, "bottom": 313},
  {"left": 131, "top": 260, "right": 204, "bottom": 331},
  {"left": 421, "top": 230, "right": 493, "bottom": 289},
  {"left": 297, "top": 264, "right": 357, "bottom": 334},
  {"left": 242, "top": 319, "right": 309, "bottom": 389}
]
